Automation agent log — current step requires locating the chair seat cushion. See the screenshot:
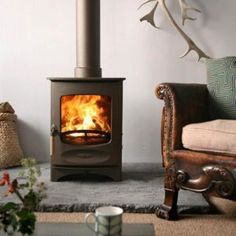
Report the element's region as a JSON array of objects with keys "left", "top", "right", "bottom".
[{"left": 182, "top": 119, "right": 236, "bottom": 155}]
